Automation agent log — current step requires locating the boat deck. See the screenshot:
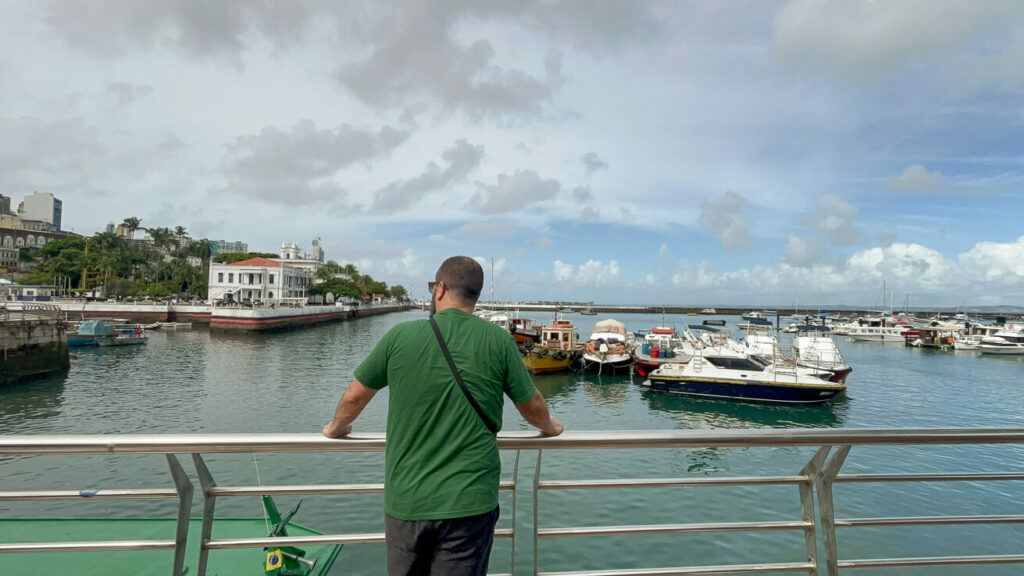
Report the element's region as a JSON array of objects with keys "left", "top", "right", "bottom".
[{"left": 0, "top": 518, "right": 341, "bottom": 576}]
